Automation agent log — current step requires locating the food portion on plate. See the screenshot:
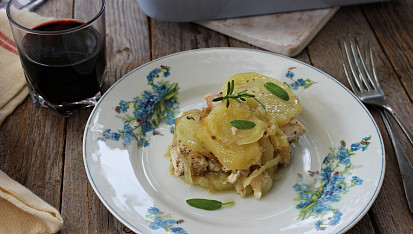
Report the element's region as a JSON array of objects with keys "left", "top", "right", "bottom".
[{"left": 167, "top": 72, "right": 307, "bottom": 199}]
